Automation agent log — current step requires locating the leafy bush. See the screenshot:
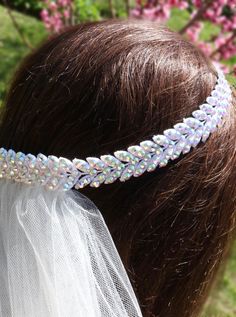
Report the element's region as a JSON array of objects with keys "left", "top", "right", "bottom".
[
  {"left": 74, "top": 0, "right": 101, "bottom": 22},
  {"left": 0, "top": 0, "right": 43, "bottom": 15}
]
